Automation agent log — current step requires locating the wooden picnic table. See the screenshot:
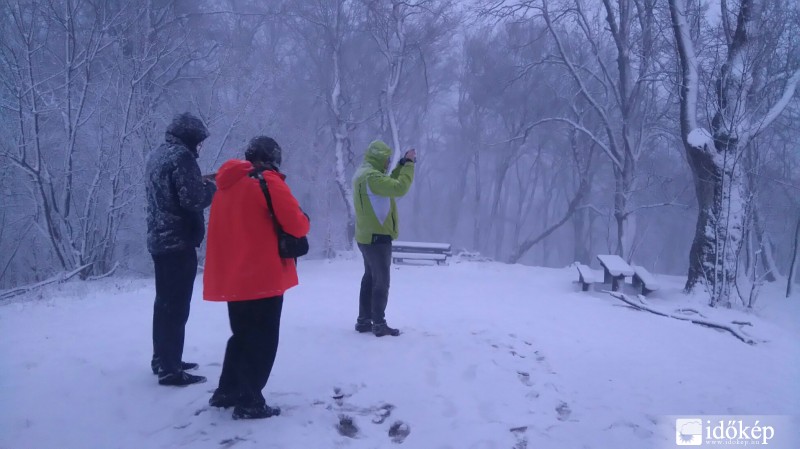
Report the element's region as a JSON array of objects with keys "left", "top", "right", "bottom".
[{"left": 596, "top": 254, "right": 634, "bottom": 291}]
